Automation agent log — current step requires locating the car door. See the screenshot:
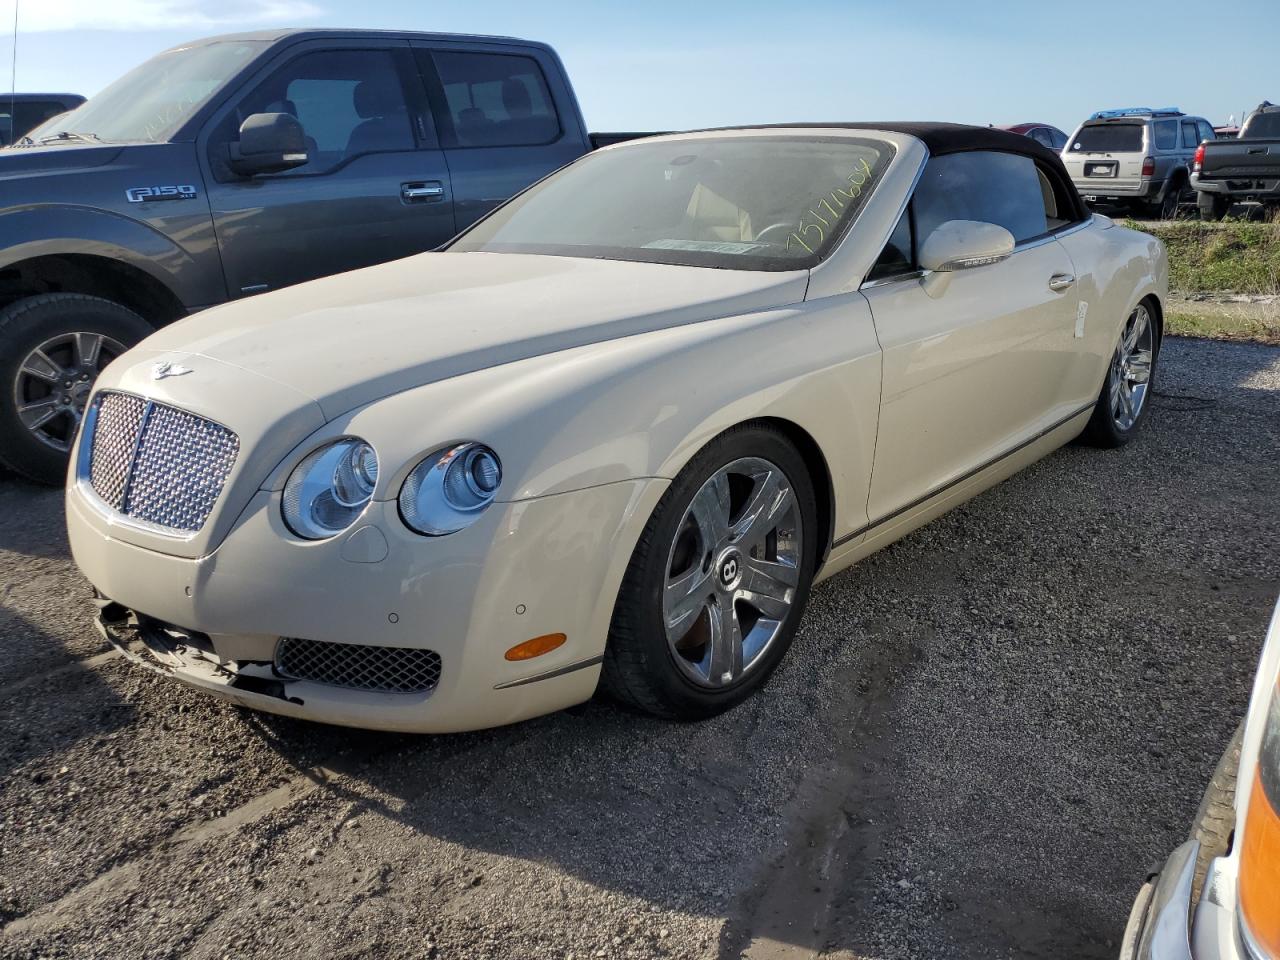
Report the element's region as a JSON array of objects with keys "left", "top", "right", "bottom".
[
  {"left": 202, "top": 40, "right": 456, "bottom": 299},
  {"left": 412, "top": 44, "right": 587, "bottom": 233},
  {"left": 860, "top": 150, "right": 1082, "bottom": 524}
]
